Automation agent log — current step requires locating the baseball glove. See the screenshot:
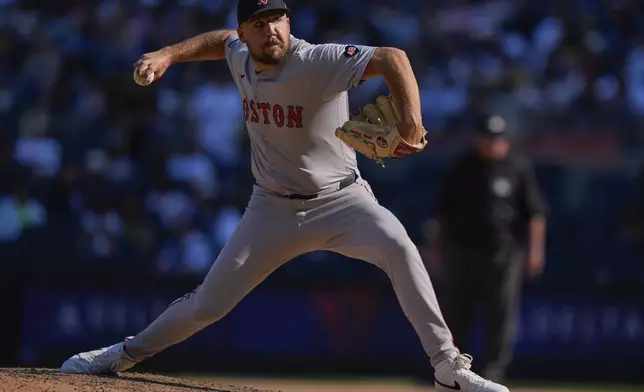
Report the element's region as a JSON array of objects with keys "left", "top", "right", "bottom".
[{"left": 335, "top": 95, "right": 427, "bottom": 163}]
